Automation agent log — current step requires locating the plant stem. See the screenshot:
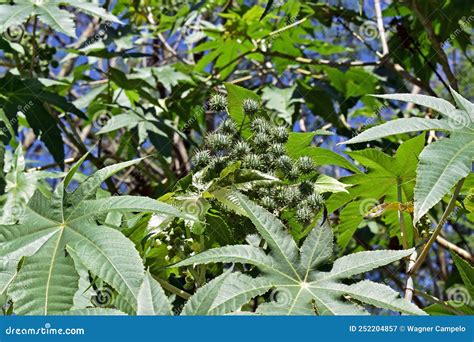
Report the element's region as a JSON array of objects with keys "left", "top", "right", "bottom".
[
  {"left": 29, "top": 16, "right": 38, "bottom": 77},
  {"left": 436, "top": 236, "right": 473, "bottom": 263},
  {"left": 404, "top": 250, "right": 417, "bottom": 302},
  {"left": 414, "top": 290, "right": 465, "bottom": 315},
  {"left": 153, "top": 276, "right": 191, "bottom": 300},
  {"left": 397, "top": 178, "right": 409, "bottom": 249},
  {"left": 408, "top": 178, "right": 465, "bottom": 275},
  {"left": 374, "top": 0, "right": 389, "bottom": 56}
]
